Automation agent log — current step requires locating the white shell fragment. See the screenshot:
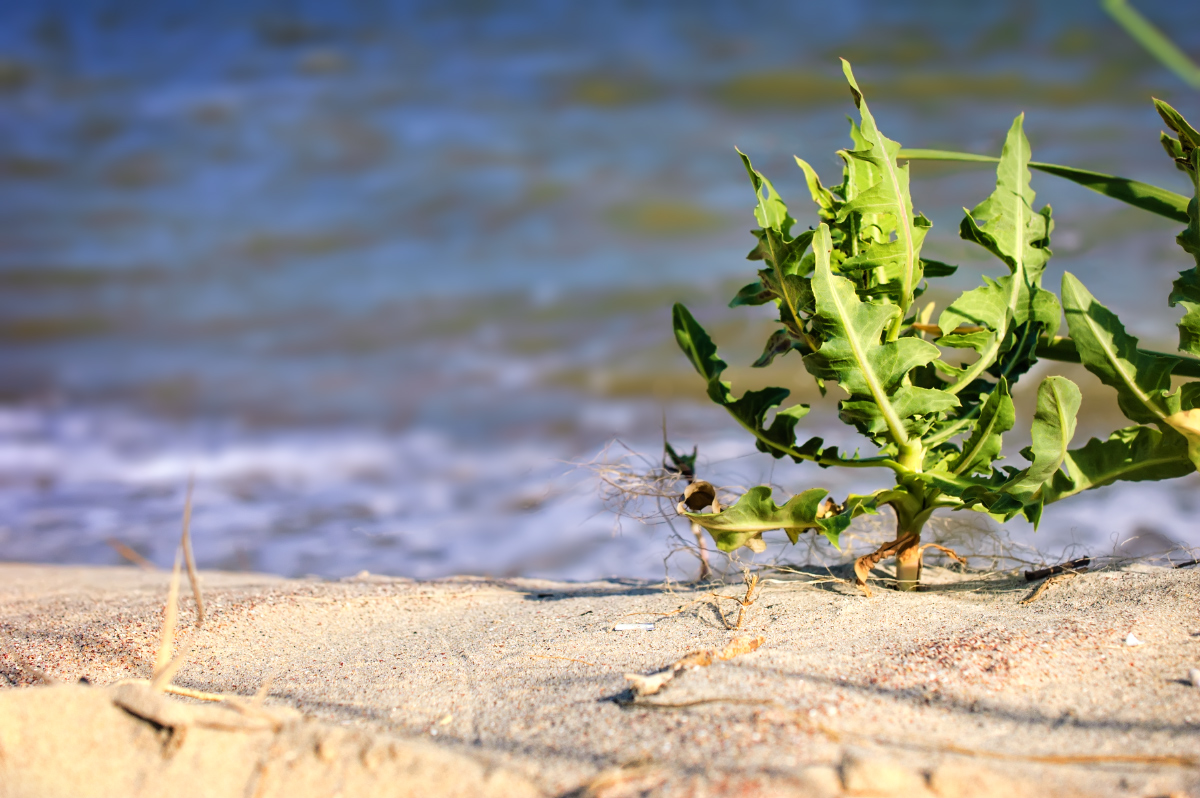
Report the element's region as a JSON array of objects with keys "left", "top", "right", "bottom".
[
  {"left": 1125, "top": 633, "right": 1143, "bottom": 647},
  {"left": 613, "top": 623, "right": 655, "bottom": 631},
  {"left": 1188, "top": 668, "right": 1200, "bottom": 688}
]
